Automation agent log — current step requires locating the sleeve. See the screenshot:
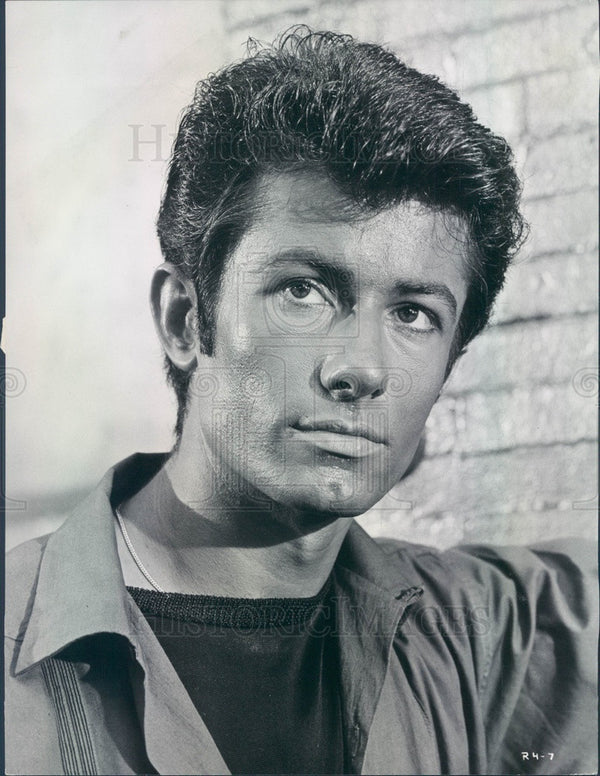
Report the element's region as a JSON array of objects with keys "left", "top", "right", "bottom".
[{"left": 455, "top": 538, "right": 598, "bottom": 775}]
